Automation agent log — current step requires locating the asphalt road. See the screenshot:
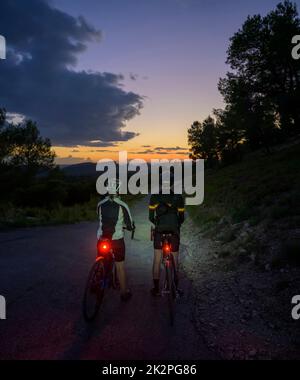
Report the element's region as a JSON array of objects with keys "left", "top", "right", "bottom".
[{"left": 0, "top": 198, "right": 216, "bottom": 360}]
